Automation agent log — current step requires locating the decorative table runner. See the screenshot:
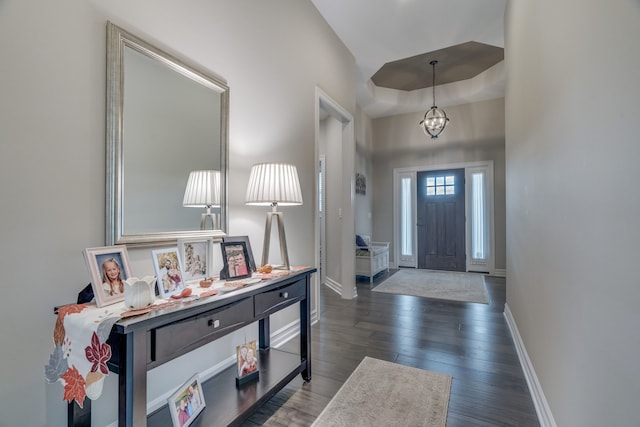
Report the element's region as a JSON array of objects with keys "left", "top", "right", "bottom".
[
  {"left": 44, "top": 299, "right": 196, "bottom": 407},
  {"left": 44, "top": 303, "right": 122, "bottom": 407}
]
